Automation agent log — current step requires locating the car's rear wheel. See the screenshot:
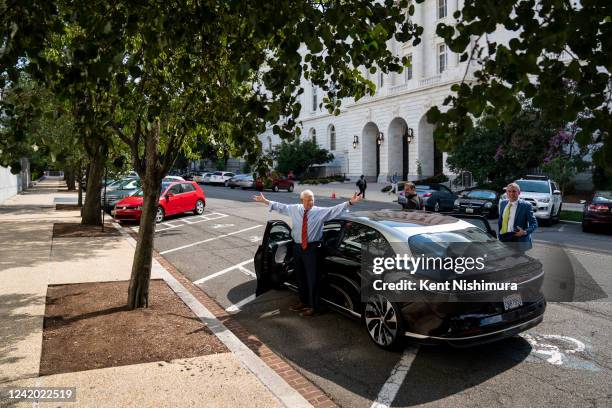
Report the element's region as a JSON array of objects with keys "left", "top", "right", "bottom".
[
  {"left": 272, "top": 185, "right": 279, "bottom": 192},
  {"left": 155, "top": 207, "right": 165, "bottom": 223},
  {"left": 288, "top": 184, "right": 294, "bottom": 192},
  {"left": 194, "top": 199, "right": 205, "bottom": 215},
  {"left": 363, "top": 294, "right": 405, "bottom": 350}
]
